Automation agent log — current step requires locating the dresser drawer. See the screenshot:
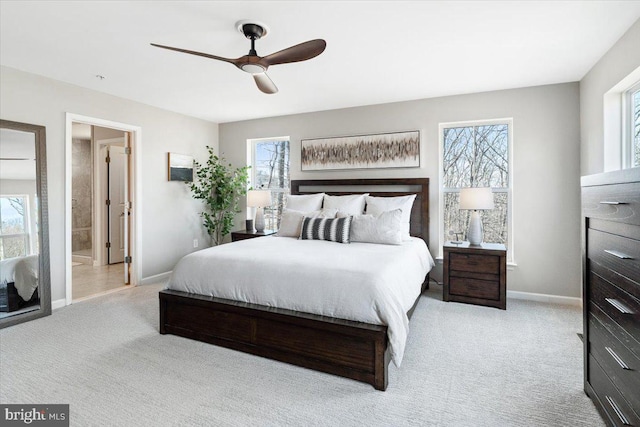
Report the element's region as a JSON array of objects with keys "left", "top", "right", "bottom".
[
  {"left": 592, "top": 301, "right": 640, "bottom": 361},
  {"left": 589, "top": 354, "right": 640, "bottom": 427},
  {"left": 449, "top": 277, "right": 500, "bottom": 300},
  {"left": 583, "top": 182, "right": 640, "bottom": 226},
  {"left": 590, "top": 272, "right": 640, "bottom": 344},
  {"left": 589, "top": 314, "right": 640, "bottom": 412},
  {"left": 588, "top": 228, "right": 640, "bottom": 286},
  {"left": 449, "top": 253, "right": 500, "bottom": 275}
]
